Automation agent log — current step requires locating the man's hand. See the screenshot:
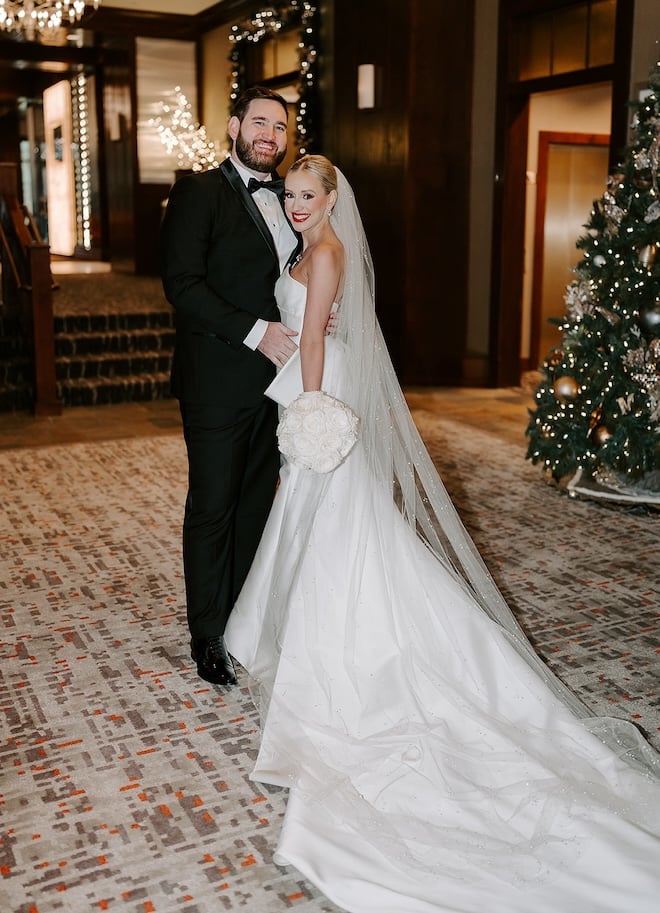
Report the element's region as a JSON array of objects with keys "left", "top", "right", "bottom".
[{"left": 257, "top": 322, "right": 299, "bottom": 367}]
